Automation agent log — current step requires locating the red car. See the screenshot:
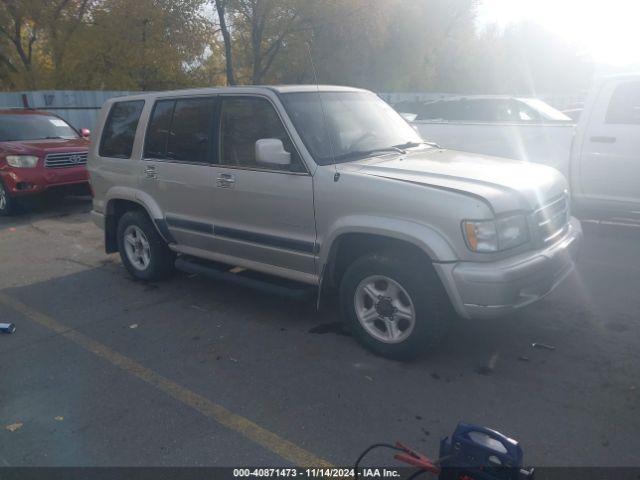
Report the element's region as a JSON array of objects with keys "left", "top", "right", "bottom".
[{"left": 0, "top": 109, "right": 90, "bottom": 215}]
